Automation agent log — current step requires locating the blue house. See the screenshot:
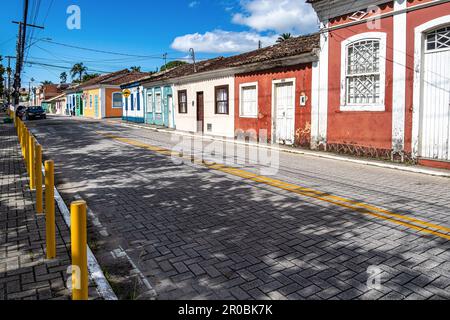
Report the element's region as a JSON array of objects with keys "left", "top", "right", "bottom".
[
  {"left": 121, "top": 83, "right": 145, "bottom": 123},
  {"left": 119, "top": 73, "right": 152, "bottom": 123},
  {"left": 143, "top": 84, "right": 175, "bottom": 128},
  {"left": 65, "top": 86, "right": 84, "bottom": 116}
]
